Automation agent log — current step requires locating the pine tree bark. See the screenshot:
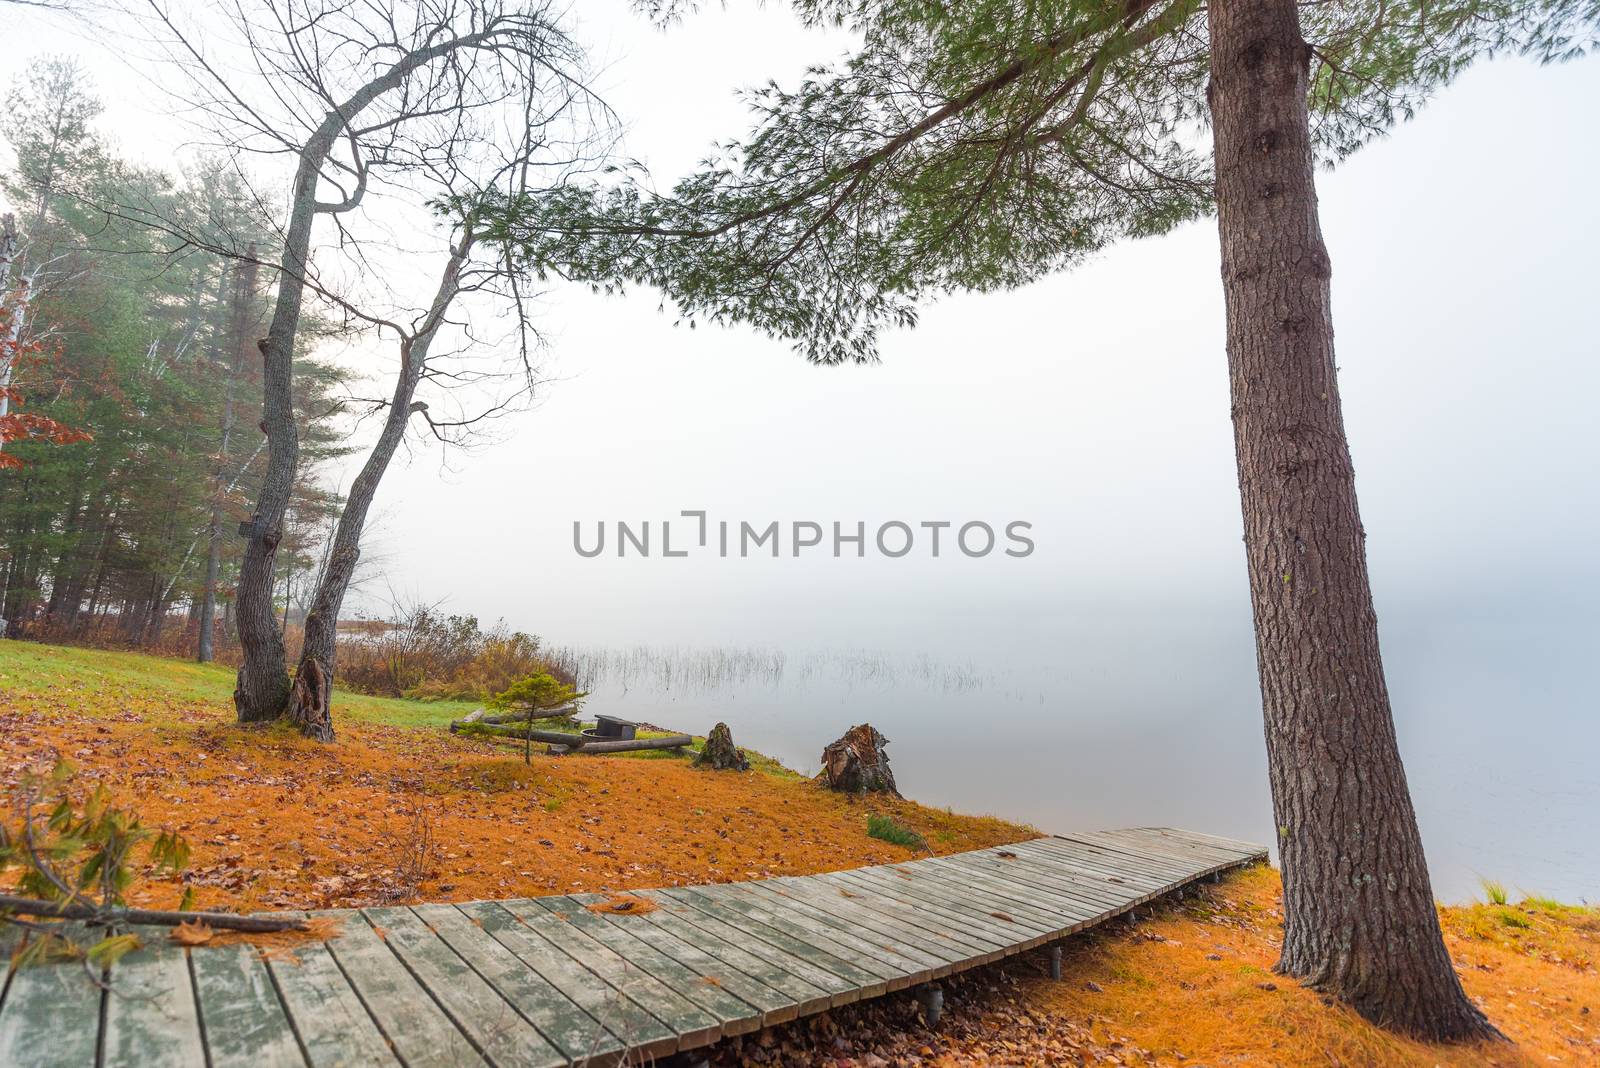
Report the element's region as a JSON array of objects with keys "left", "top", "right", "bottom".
[{"left": 1207, "top": 0, "right": 1497, "bottom": 1041}]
